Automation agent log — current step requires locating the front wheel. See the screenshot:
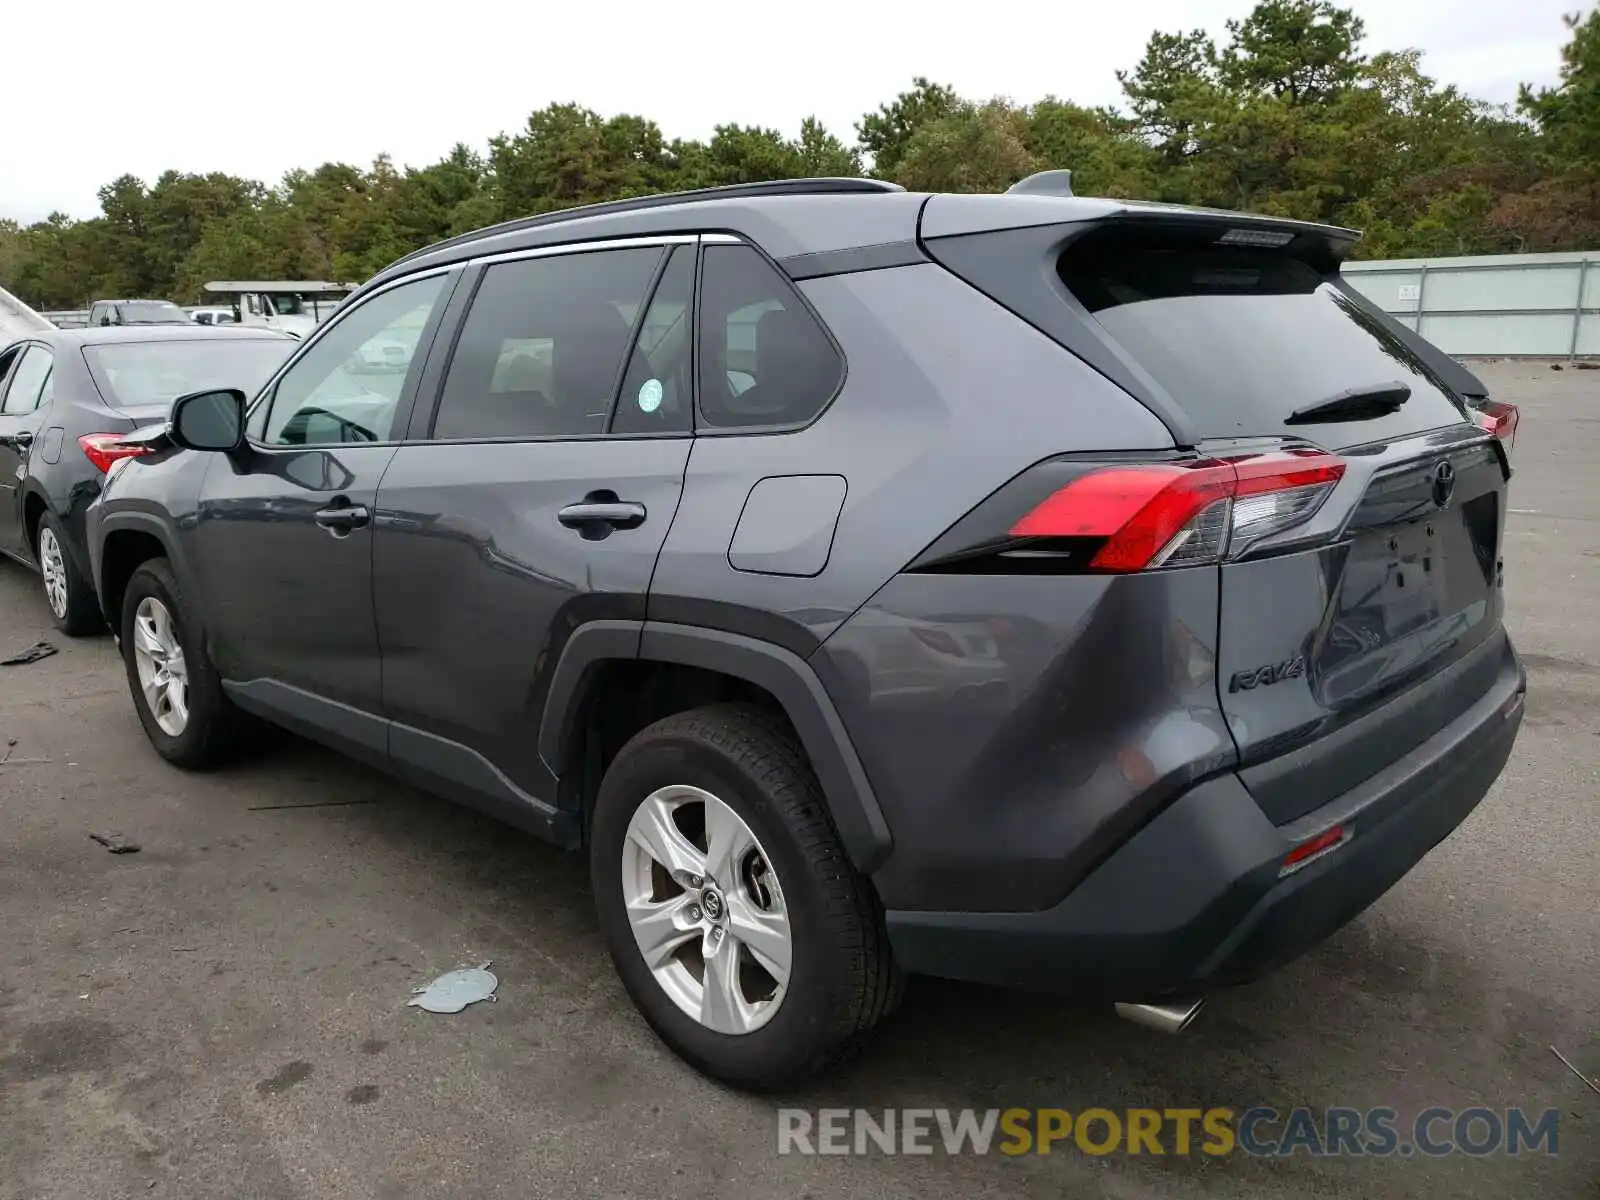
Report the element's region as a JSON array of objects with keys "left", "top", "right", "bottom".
[
  {"left": 36, "top": 513, "right": 103, "bottom": 636},
  {"left": 121, "top": 558, "right": 252, "bottom": 769},
  {"left": 590, "top": 704, "right": 900, "bottom": 1089}
]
